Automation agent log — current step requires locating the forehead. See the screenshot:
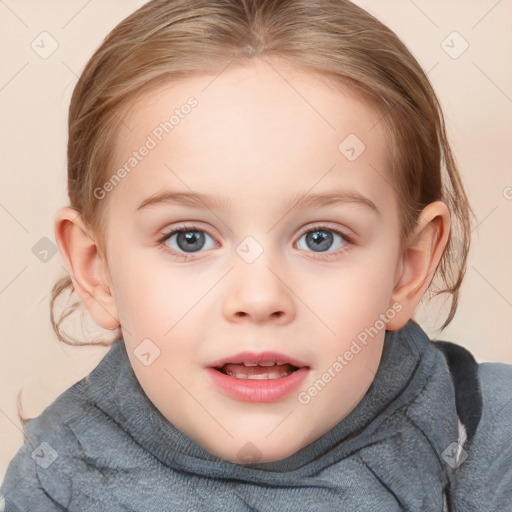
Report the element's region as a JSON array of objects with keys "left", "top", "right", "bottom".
[{"left": 106, "top": 58, "right": 394, "bottom": 215}]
